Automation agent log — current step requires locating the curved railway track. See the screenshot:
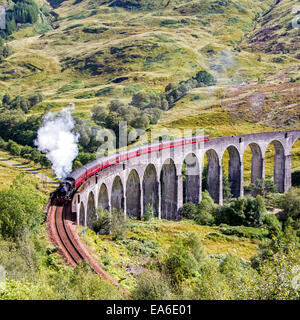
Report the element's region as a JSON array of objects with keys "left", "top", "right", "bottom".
[
  {"left": 47, "top": 204, "right": 127, "bottom": 295},
  {"left": 54, "top": 205, "right": 84, "bottom": 266}
]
